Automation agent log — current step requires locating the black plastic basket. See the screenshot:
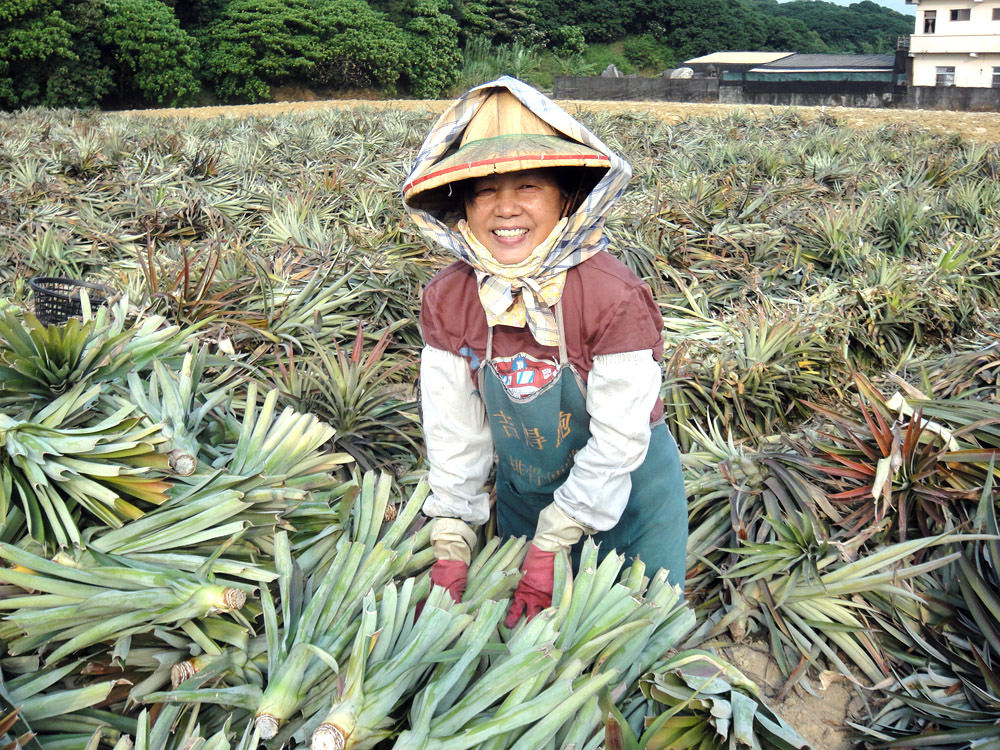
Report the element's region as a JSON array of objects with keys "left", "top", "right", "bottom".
[{"left": 28, "top": 277, "right": 115, "bottom": 326}]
